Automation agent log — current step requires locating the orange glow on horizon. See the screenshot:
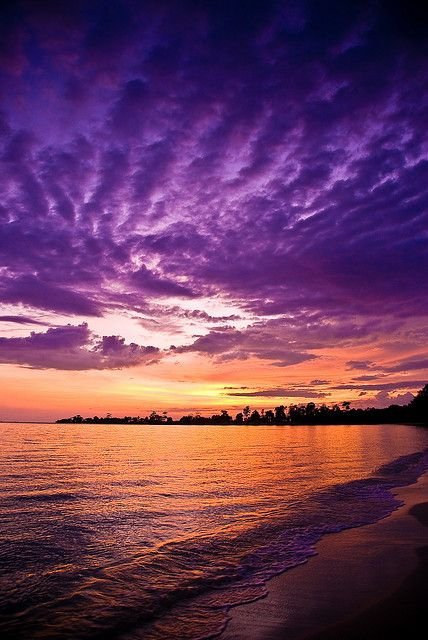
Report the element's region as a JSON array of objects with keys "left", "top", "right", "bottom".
[{"left": 1, "top": 336, "right": 424, "bottom": 421}]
